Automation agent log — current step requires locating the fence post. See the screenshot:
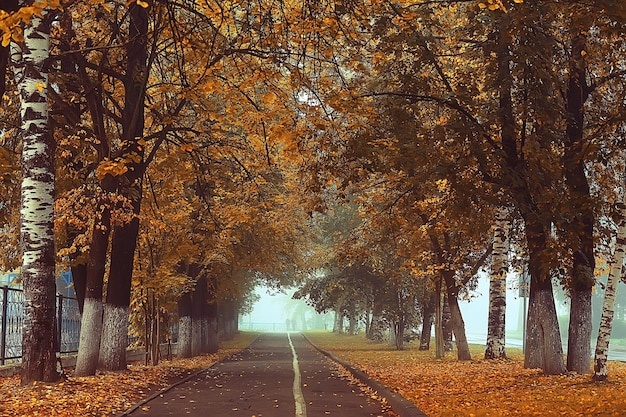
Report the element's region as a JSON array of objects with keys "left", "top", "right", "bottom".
[
  {"left": 57, "top": 293, "right": 63, "bottom": 354},
  {"left": 1, "top": 286, "right": 8, "bottom": 365}
]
